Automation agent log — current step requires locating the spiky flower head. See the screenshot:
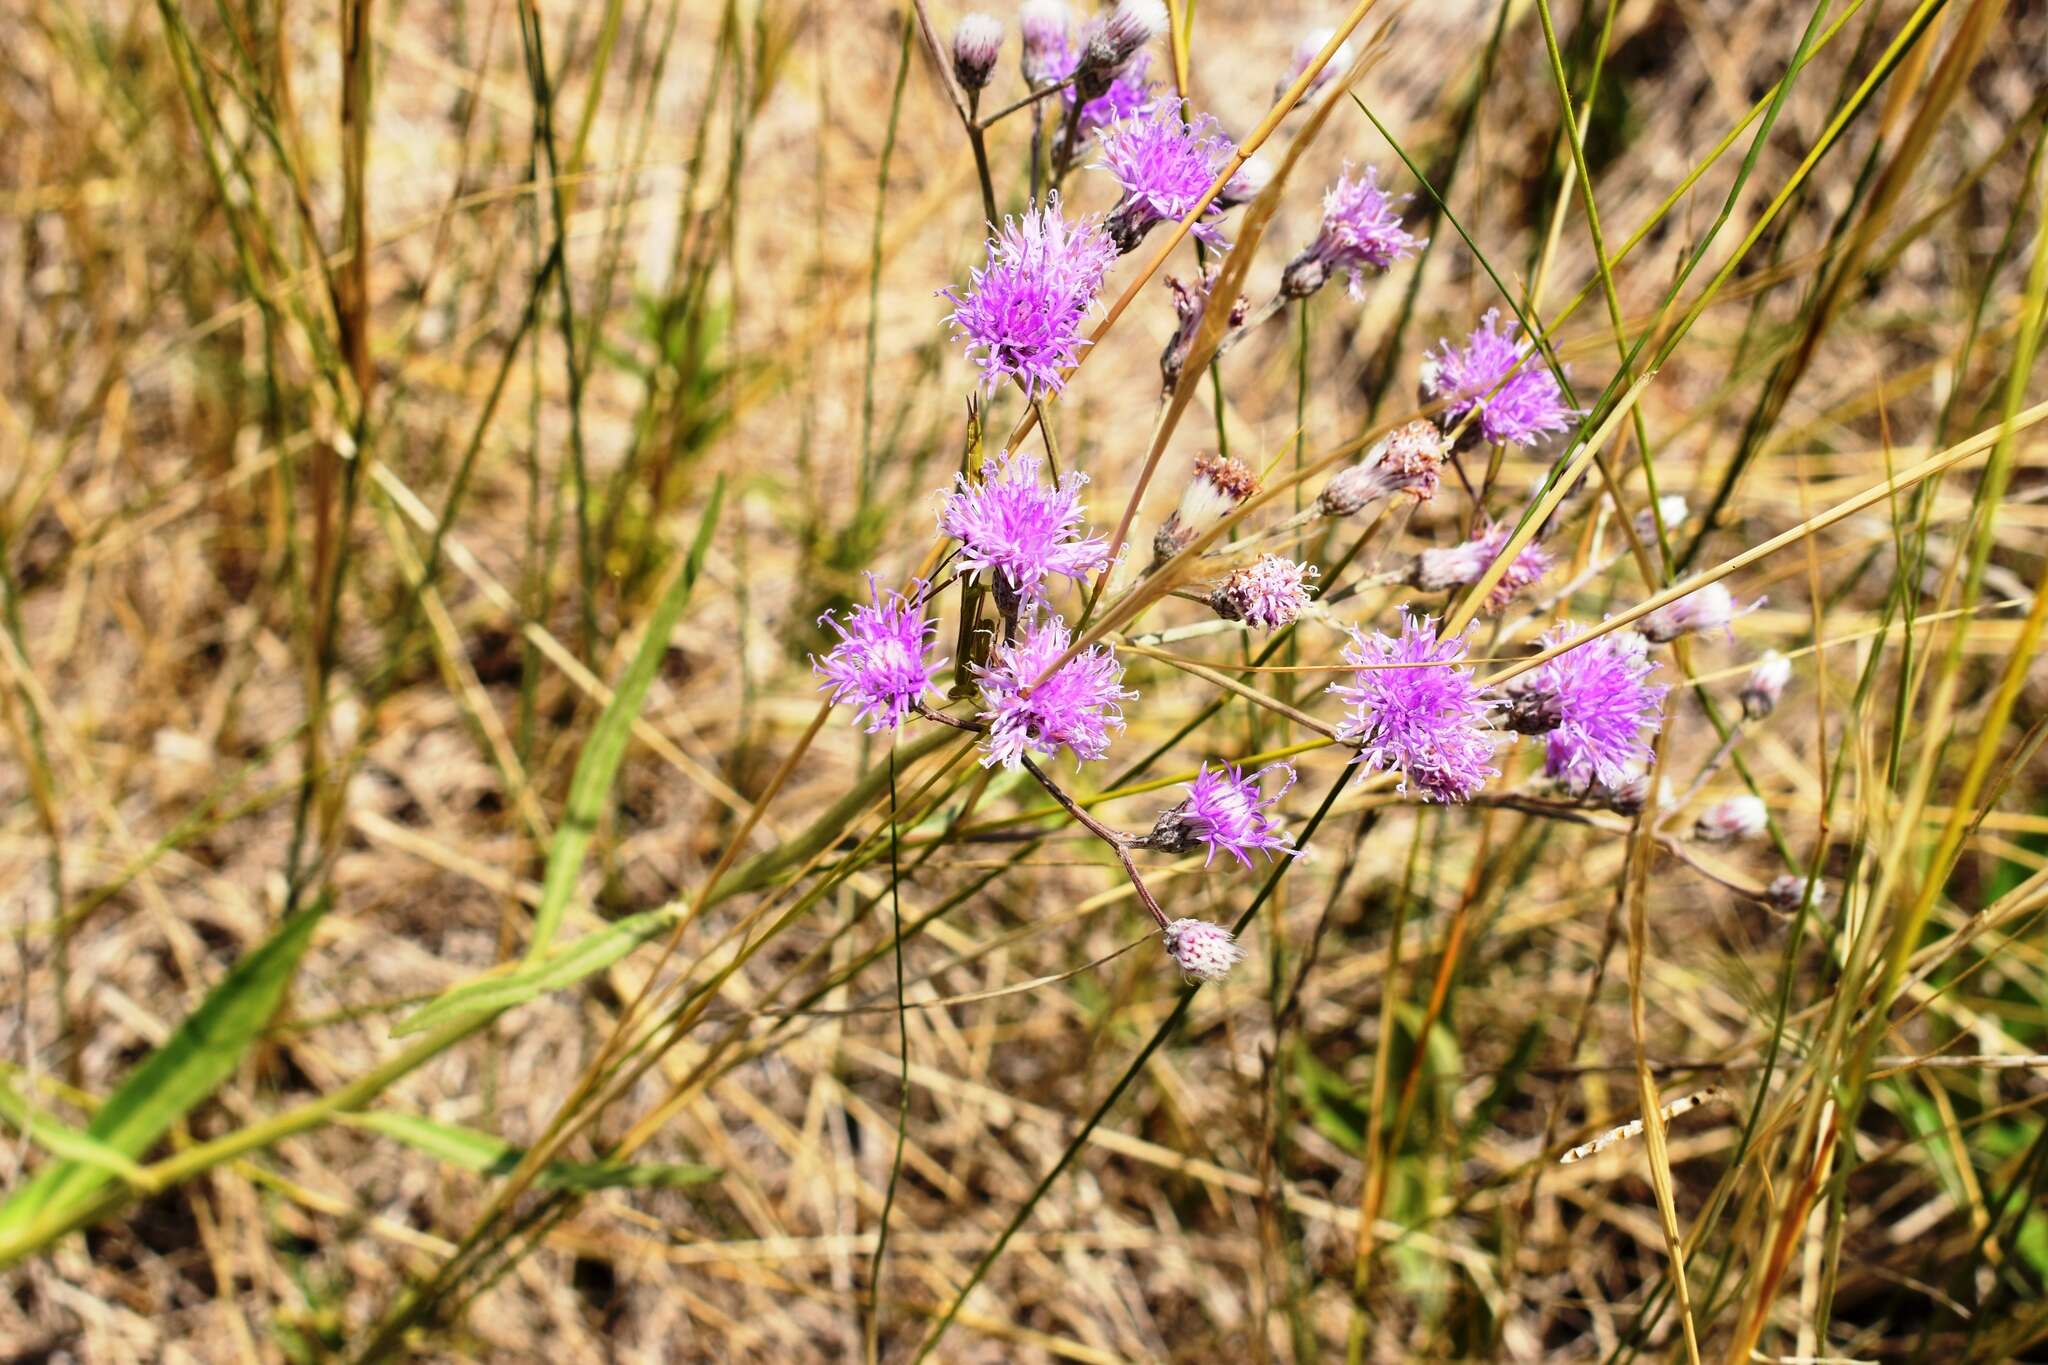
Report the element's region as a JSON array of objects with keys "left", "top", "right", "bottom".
[
  {"left": 1505, "top": 623, "right": 1667, "bottom": 791},
  {"left": 974, "top": 614, "right": 1133, "bottom": 768},
  {"left": 1694, "top": 794, "right": 1767, "bottom": 844},
  {"left": 1211, "top": 556, "right": 1317, "bottom": 630},
  {"left": 1019, "top": 0, "right": 1072, "bottom": 84},
  {"left": 1421, "top": 309, "right": 1580, "bottom": 447},
  {"left": 942, "top": 193, "right": 1116, "bottom": 401},
  {"left": 1143, "top": 761, "right": 1297, "bottom": 868},
  {"left": 1073, "top": 0, "right": 1166, "bottom": 99},
  {"left": 1741, "top": 651, "right": 1792, "bottom": 719},
  {"left": 812, "top": 578, "right": 944, "bottom": 733},
  {"left": 1640, "top": 581, "right": 1758, "bottom": 644},
  {"left": 1094, "top": 99, "right": 1235, "bottom": 252},
  {"left": 953, "top": 13, "right": 1005, "bottom": 90},
  {"left": 1153, "top": 450, "right": 1257, "bottom": 561},
  {"left": 1281, "top": 166, "right": 1424, "bottom": 300},
  {"left": 940, "top": 448, "right": 1111, "bottom": 610},
  {"left": 1158, "top": 267, "right": 1248, "bottom": 398},
  {"left": 1408, "top": 519, "right": 1552, "bottom": 612},
  {"left": 1162, "top": 917, "right": 1246, "bottom": 981},
  {"left": 1332, "top": 608, "right": 1501, "bottom": 802},
  {"left": 1763, "top": 872, "right": 1830, "bottom": 913},
  {"left": 1276, "top": 25, "right": 1356, "bottom": 103},
  {"left": 1317, "top": 420, "right": 1446, "bottom": 516}
]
